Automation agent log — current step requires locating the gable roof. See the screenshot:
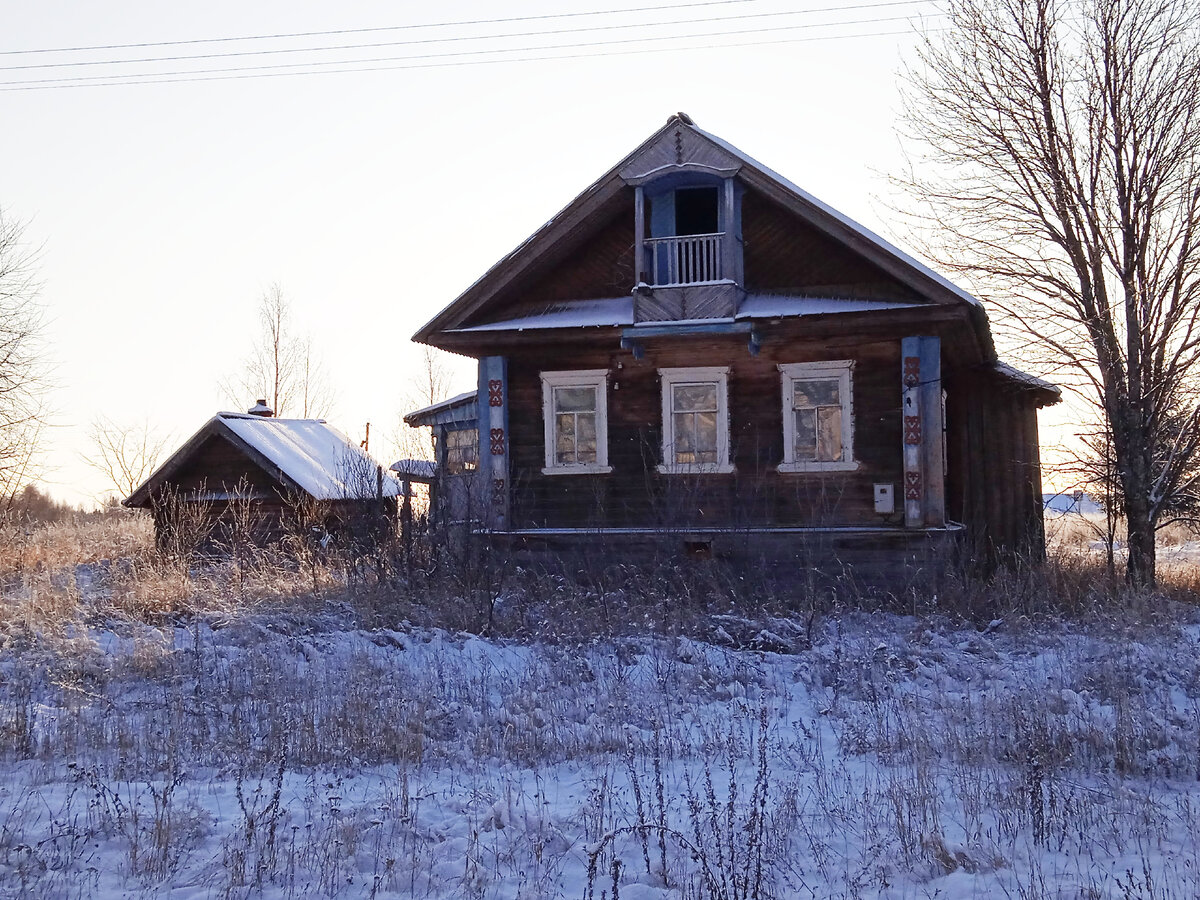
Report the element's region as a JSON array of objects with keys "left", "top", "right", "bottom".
[
  {"left": 414, "top": 113, "right": 982, "bottom": 345},
  {"left": 125, "top": 412, "right": 401, "bottom": 507}
]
